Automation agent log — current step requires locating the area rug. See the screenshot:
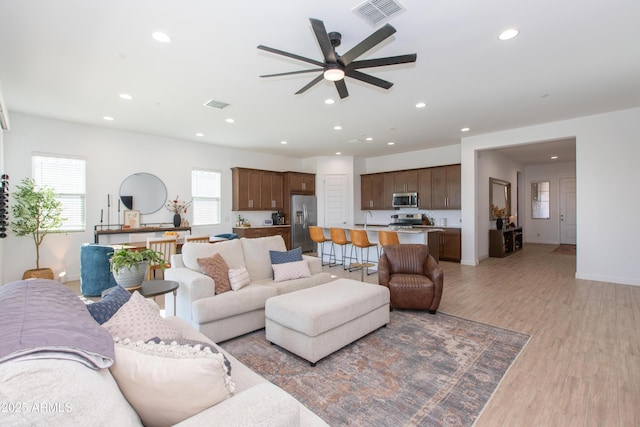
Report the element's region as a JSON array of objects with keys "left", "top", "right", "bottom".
[
  {"left": 220, "top": 311, "right": 530, "bottom": 426},
  {"left": 552, "top": 244, "right": 576, "bottom": 255}
]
